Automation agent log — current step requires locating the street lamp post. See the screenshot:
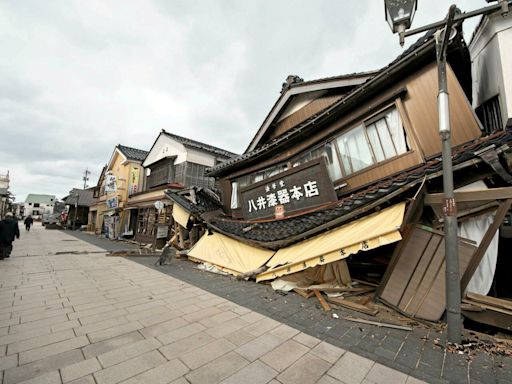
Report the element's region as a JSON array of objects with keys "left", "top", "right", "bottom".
[{"left": 383, "top": 0, "right": 511, "bottom": 344}]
